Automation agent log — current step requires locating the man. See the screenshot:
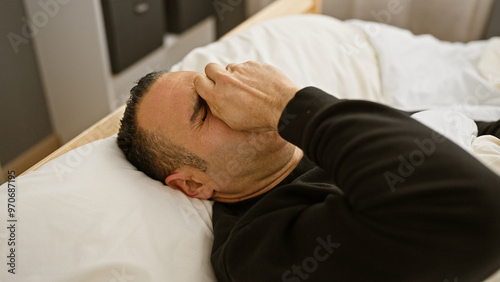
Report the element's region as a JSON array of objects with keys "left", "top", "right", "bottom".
[{"left": 118, "top": 61, "right": 500, "bottom": 281}]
